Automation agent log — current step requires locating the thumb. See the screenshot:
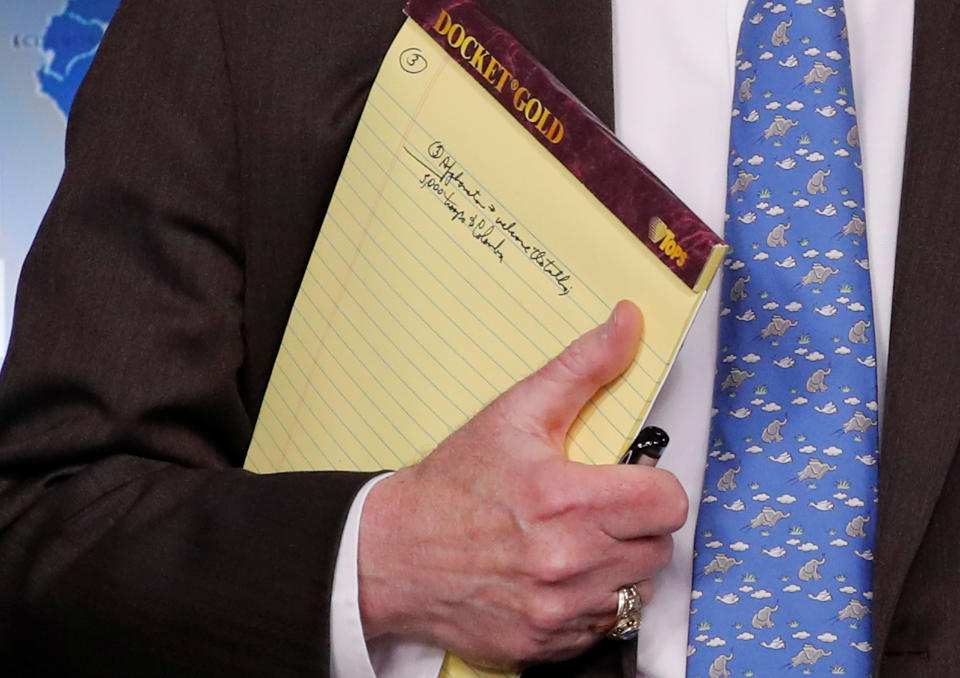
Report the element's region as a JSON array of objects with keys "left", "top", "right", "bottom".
[{"left": 501, "top": 300, "right": 643, "bottom": 448}]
